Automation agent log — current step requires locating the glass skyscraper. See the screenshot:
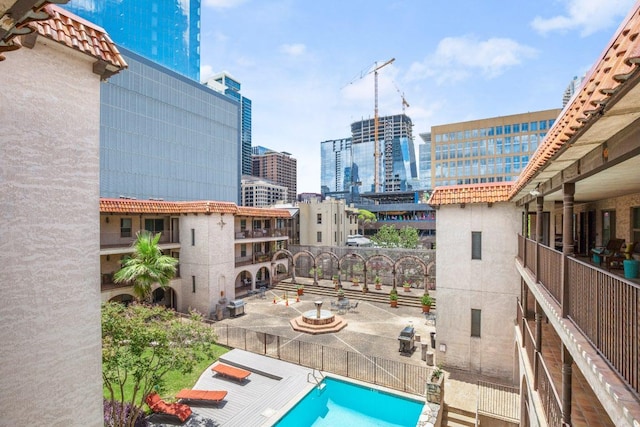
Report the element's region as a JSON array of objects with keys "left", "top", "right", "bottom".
[
  {"left": 321, "top": 114, "right": 417, "bottom": 203},
  {"left": 63, "top": 0, "right": 201, "bottom": 81}
]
